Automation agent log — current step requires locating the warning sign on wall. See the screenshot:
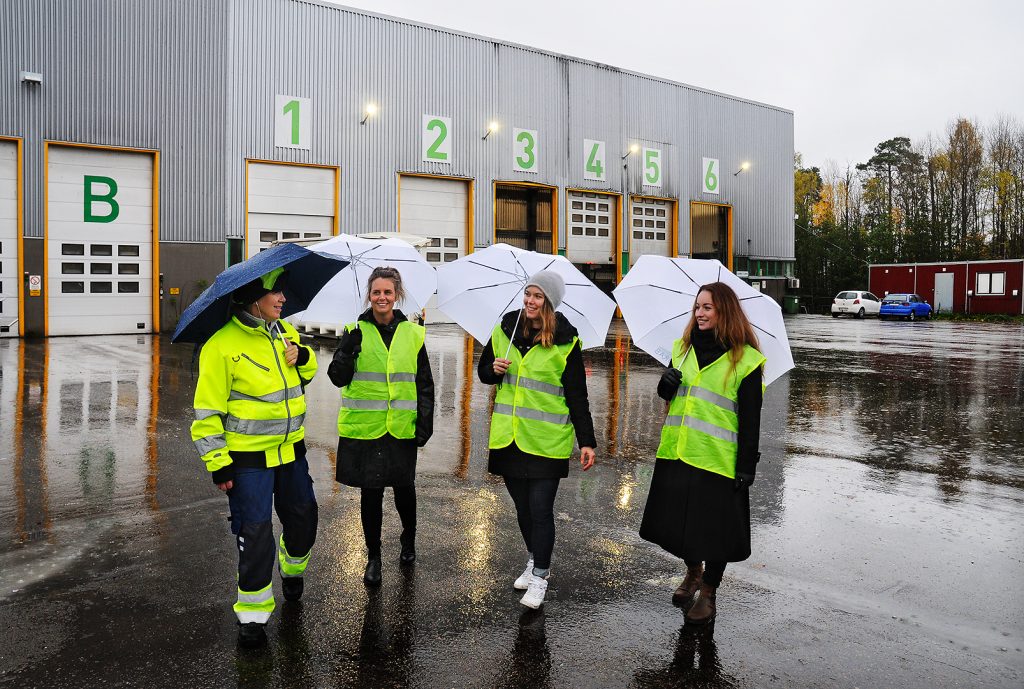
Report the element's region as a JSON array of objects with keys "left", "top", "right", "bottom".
[{"left": 29, "top": 274, "right": 41, "bottom": 297}]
